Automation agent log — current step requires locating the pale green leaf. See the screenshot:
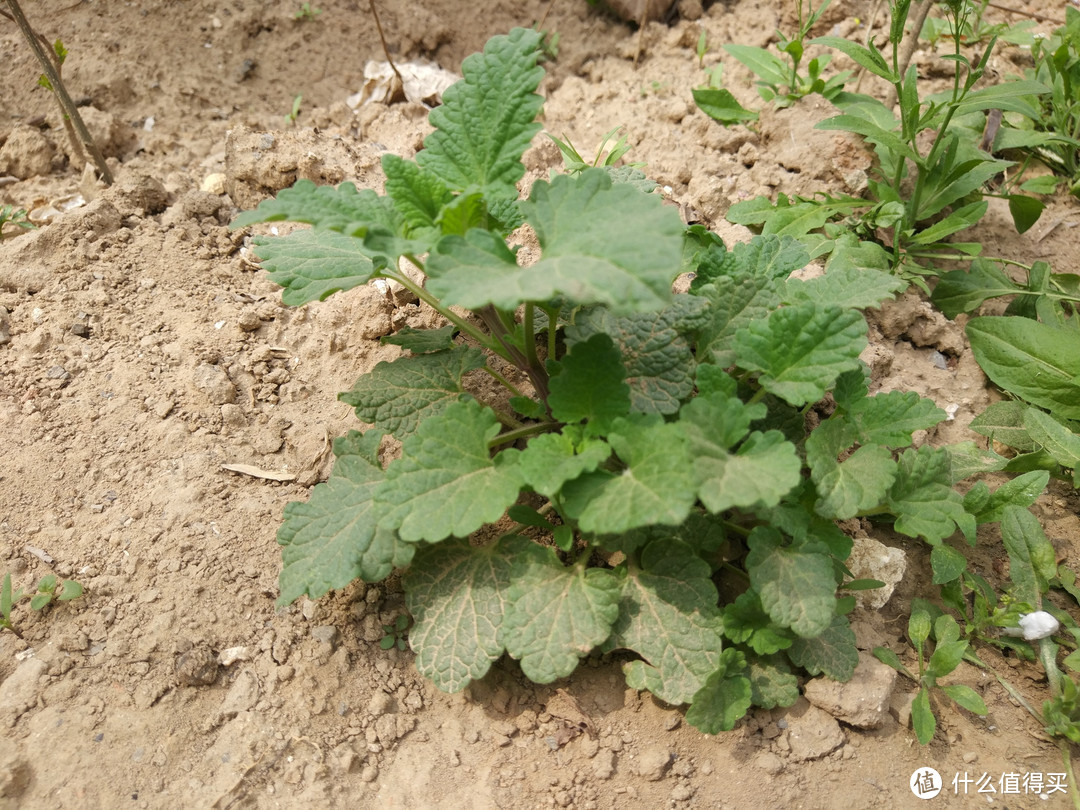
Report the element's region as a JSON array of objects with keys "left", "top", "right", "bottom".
[
  {"left": 786, "top": 263, "right": 905, "bottom": 309},
  {"left": 723, "top": 591, "right": 795, "bottom": 655},
  {"left": 912, "top": 687, "right": 936, "bottom": 744},
  {"left": 517, "top": 427, "right": 611, "bottom": 498},
  {"left": 376, "top": 400, "right": 524, "bottom": 542},
  {"left": 942, "top": 683, "right": 988, "bottom": 716},
  {"left": 380, "top": 325, "right": 459, "bottom": 354},
  {"left": 503, "top": 547, "right": 621, "bottom": 682},
  {"left": 747, "top": 654, "right": 800, "bottom": 709},
  {"left": 253, "top": 229, "right": 379, "bottom": 305},
  {"left": 969, "top": 401, "right": 1037, "bottom": 452},
  {"left": 232, "top": 179, "right": 402, "bottom": 232},
  {"left": 381, "top": 154, "right": 453, "bottom": 234},
  {"left": 811, "top": 442, "right": 897, "bottom": 519},
  {"left": 547, "top": 333, "right": 631, "bottom": 427},
  {"left": 974, "top": 470, "right": 1049, "bottom": 524},
  {"left": 685, "top": 649, "right": 752, "bottom": 733},
  {"left": 339, "top": 346, "right": 486, "bottom": 439},
  {"left": 1001, "top": 505, "right": 1057, "bottom": 604},
  {"left": 846, "top": 391, "right": 947, "bottom": 447},
  {"left": 787, "top": 614, "right": 859, "bottom": 680},
  {"left": 1024, "top": 408, "right": 1080, "bottom": 471},
  {"left": 746, "top": 527, "right": 836, "bottom": 639},
  {"left": 888, "top": 447, "right": 972, "bottom": 543}
]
